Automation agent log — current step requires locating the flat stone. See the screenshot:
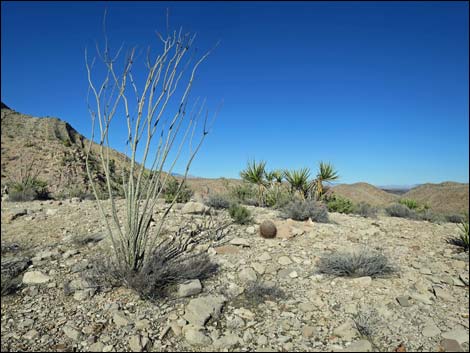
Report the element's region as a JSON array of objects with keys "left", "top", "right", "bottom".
[
  {"left": 422, "top": 323, "right": 441, "bottom": 337},
  {"left": 340, "top": 340, "right": 373, "bottom": 352},
  {"left": 239, "top": 267, "right": 257, "bottom": 282},
  {"left": 113, "top": 311, "right": 132, "bottom": 327},
  {"left": 129, "top": 335, "right": 144, "bottom": 352},
  {"left": 441, "top": 338, "right": 464, "bottom": 352},
  {"left": 22, "top": 271, "right": 51, "bottom": 285},
  {"left": 183, "top": 326, "right": 212, "bottom": 346},
  {"left": 252, "top": 263, "right": 266, "bottom": 275},
  {"left": 234, "top": 308, "right": 255, "bottom": 320},
  {"left": 230, "top": 238, "right": 250, "bottom": 247},
  {"left": 259, "top": 252, "right": 272, "bottom": 261},
  {"left": 396, "top": 295, "right": 412, "bottom": 307},
  {"left": 433, "top": 287, "right": 455, "bottom": 302},
  {"left": 442, "top": 328, "right": 469, "bottom": 345},
  {"left": 302, "top": 326, "right": 316, "bottom": 338},
  {"left": 184, "top": 295, "right": 226, "bottom": 326},
  {"left": 63, "top": 325, "right": 82, "bottom": 341},
  {"left": 213, "top": 333, "right": 241, "bottom": 349},
  {"left": 289, "top": 271, "right": 299, "bottom": 278},
  {"left": 23, "top": 329, "right": 39, "bottom": 340},
  {"left": 177, "top": 279, "right": 202, "bottom": 298},
  {"left": 410, "top": 292, "right": 433, "bottom": 305},
  {"left": 246, "top": 226, "right": 256, "bottom": 234},
  {"left": 278, "top": 256, "right": 292, "bottom": 265},
  {"left": 89, "top": 342, "right": 105, "bottom": 352},
  {"left": 214, "top": 245, "right": 240, "bottom": 255},
  {"left": 135, "top": 319, "right": 151, "bottom": 330},
  {"left": 333, "top": 320, "right": 359, "bottom": 340},
  {"left": 181, "top": 202, "right": 209, "bottom": 214},
  {"left": 351, "top": 276, "right": 372, "bottom": 286}
]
